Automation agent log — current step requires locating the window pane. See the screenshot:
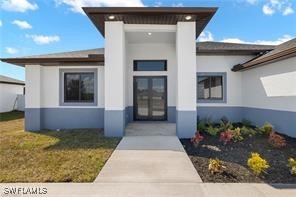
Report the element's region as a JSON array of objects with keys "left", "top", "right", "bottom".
[
  {"left": 211, "top": 76, "right": 223, "bottom": 99},
  {"left": 136, "top": 78, "right": 149, "bottom": 116},
  {"left": 65, "top": 74, "right": 80, "bottom": 101},
  {"left": 80, "top": 73, "right": 94, "bottom": 102},
  {"left": 197, "top": 76, "right": 210, "bottom": 99},
  {"left": 134, "top": 60, "right": 166, "bottom": 71},
  {"left": 151, "top": 78, "right": 165, "bottom": 116}
]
